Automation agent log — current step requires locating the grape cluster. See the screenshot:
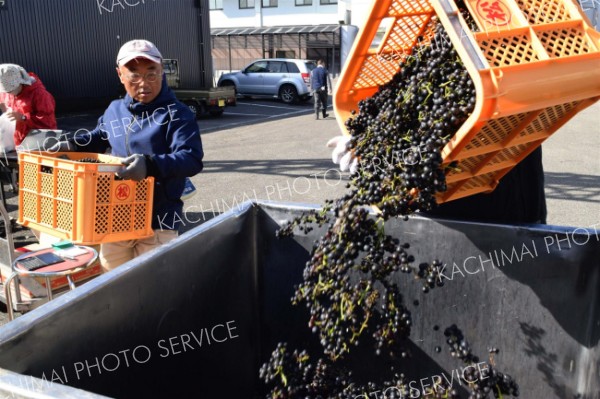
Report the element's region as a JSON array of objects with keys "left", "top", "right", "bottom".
[
  {"left": 260, "top": 343, "right": 463, "bottom": 399},
  {"left": 417, "top": 259, "right": 445, "bottom": 293},
  {"left": 276, "top": 200, "right": 333, "bottom": 238},
  {"left": 279, "top": 19, "right": 476, "bottom": 361},
  {"left": 259, "top": 343, "right": 357, "bottom": 399},
  {"left": 291, "top": 203, "right": 415, "bottom": 359},
  {"left": 263, "top": 17, "right": 519, "bottom": 399},
  {"left": 344, "top": 22, "right": 475, "bottom": 216},
  {"left": 260, "top": 343, "right": 430, "bottom": 399},
  {"left": 443, "top": 325, "right": 520, "bottom": 398},
  {"left": 77, "top": 157, "right": 104, "bottom": 163},
  {"left": 260, "top": 327, "right": 519, "bottom": 398}
]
